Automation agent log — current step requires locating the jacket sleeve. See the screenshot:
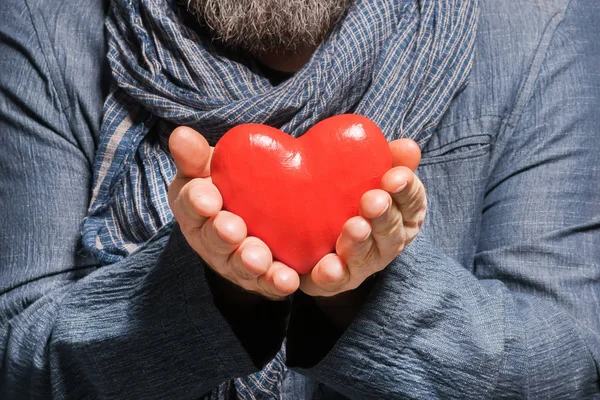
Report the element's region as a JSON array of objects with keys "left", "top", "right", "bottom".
[
  {"left": 0, "top": 0, "right": 287, "bottom": 397},
  {"left": 286, "top": 0, "right": 600, "bottom": 398},
  {"left": 3, "top": 226, "right": 264, "bottom": 399}
]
